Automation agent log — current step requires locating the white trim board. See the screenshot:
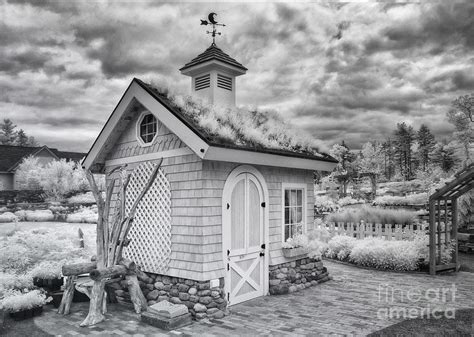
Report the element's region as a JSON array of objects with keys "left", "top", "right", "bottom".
[
  {"left": 105, "top": 147, "right": 193, "bottom": 167},
  {"left": 205, "top": 146, "right": 337, "bottom": 171}
]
